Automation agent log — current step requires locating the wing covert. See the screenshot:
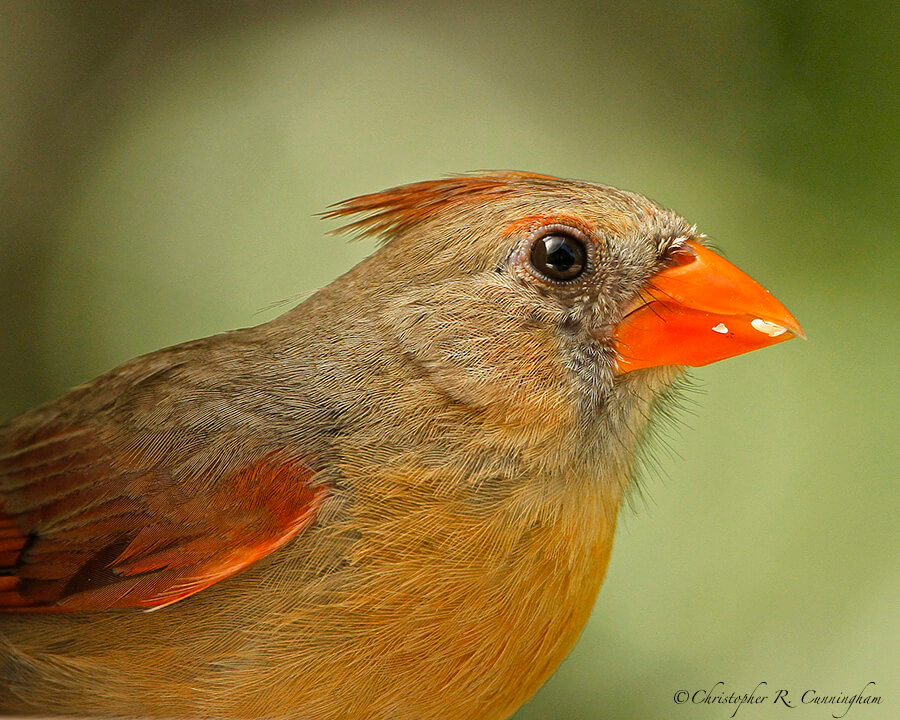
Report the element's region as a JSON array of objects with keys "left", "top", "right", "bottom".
[{"left": 0, "top": 423, "right": 324, "bottom": 612}]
